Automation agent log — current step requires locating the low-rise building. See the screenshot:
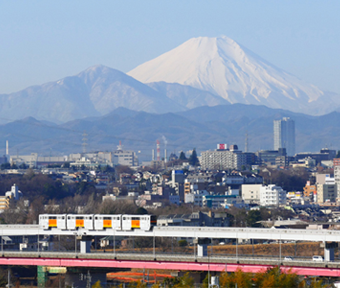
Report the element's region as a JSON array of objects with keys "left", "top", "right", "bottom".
[
  {"left": 202, "top": 195, "right": 244, "bottom": 209},
  {"left": 259, "top": 185, "right": 286, "bottom": 206},
  {"left": 184, "top": 190, "right": 209, "bottom": 206},
  {"left": 241, "top": 184, "right": 262, "bottom": 203}
]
